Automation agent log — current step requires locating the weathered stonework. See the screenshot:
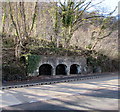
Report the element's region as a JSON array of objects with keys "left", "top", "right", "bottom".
[{"left": 29, "top": 55, "right": 86, "bottom": 76}]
